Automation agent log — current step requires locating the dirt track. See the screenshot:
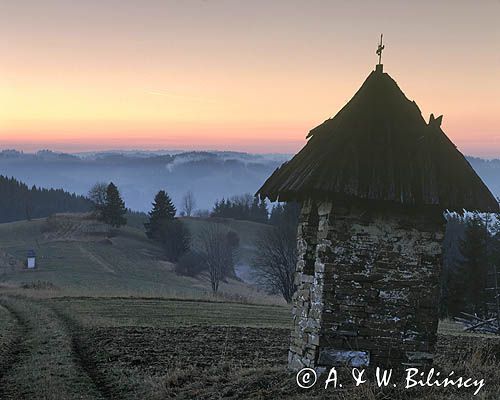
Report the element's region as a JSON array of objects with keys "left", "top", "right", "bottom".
[
  {"left": 0, "top": 304, "right": 27, "bottom": 399},
  {"left": 0, "top": 297, "right": 107, "bottom": 400}
]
